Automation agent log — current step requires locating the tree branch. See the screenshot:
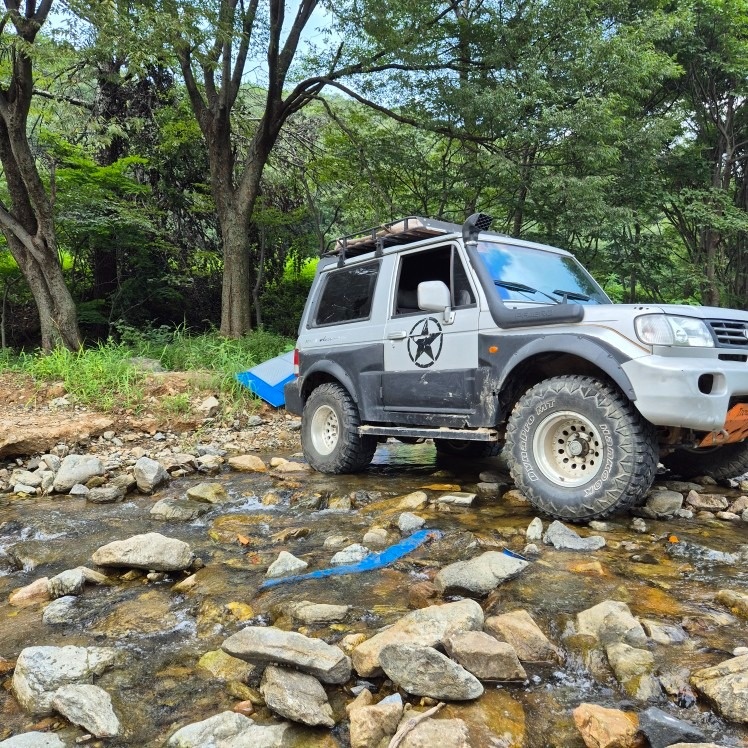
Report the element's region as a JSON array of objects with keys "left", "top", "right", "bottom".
[{"left": 32, "top": 87, "right": 93, "bottom": 109}]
